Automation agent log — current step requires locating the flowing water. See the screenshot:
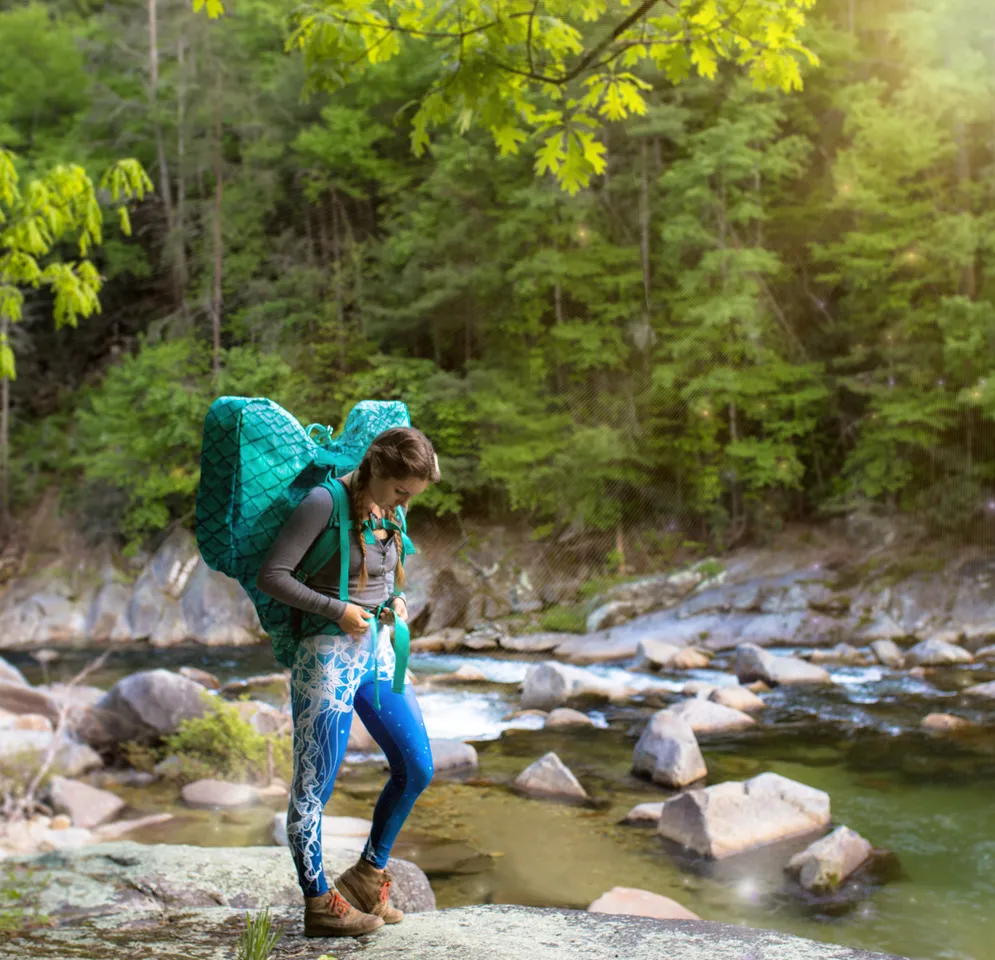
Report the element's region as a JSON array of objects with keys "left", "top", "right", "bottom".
[{"left": 9, "top": 643, "right": 995, "bottom": 960}]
